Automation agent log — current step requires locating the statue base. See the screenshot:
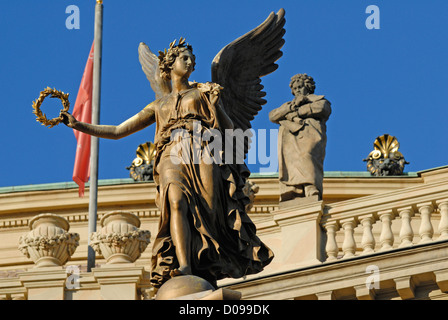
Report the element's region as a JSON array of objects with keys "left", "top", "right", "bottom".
[
  {"left": 279, "top": 195, "right": 320, "bottom": 209},
  {"left": 155, "top": 275, "right": 241, "bottom": 300},
  {"left": 173, "top": 288, "right": 242, "bottom": 300}
]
